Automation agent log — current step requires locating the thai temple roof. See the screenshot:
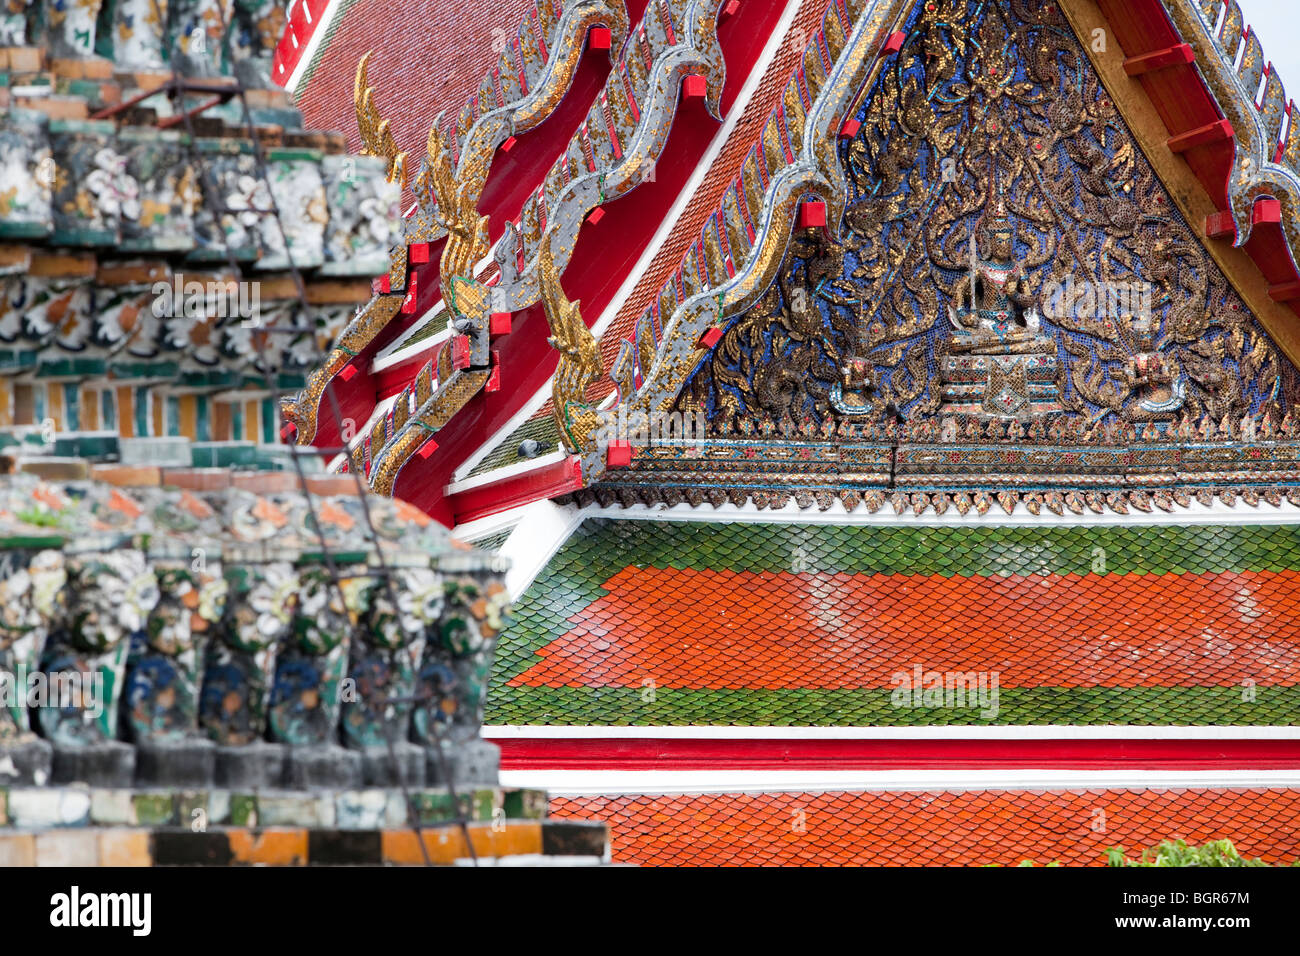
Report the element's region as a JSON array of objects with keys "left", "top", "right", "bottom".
[
  {"left": 4, "top": 0, "right": 1300, "bottom": 869},
  {"left": 491, "top": 518, "right": 1300, "bottom": 726}
]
